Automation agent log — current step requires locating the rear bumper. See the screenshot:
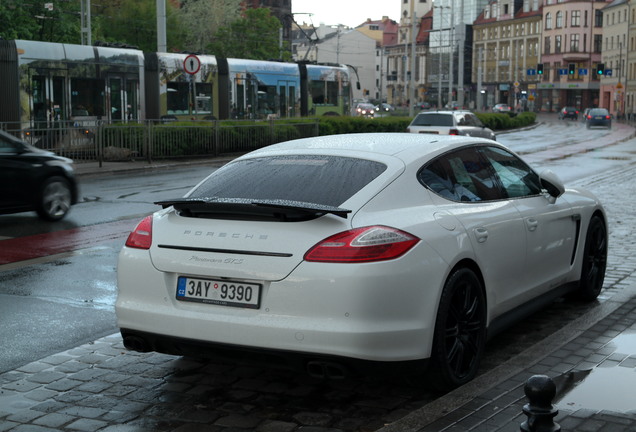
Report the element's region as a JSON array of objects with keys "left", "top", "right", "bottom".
[{"left": 119, "top": 328, "right": 429, "bottom": 379}]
